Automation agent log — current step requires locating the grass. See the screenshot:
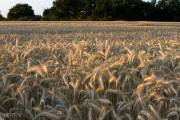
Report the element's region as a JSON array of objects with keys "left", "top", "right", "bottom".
[{"left": 0, "top": 21, "right": 179, "bottom": 120}]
